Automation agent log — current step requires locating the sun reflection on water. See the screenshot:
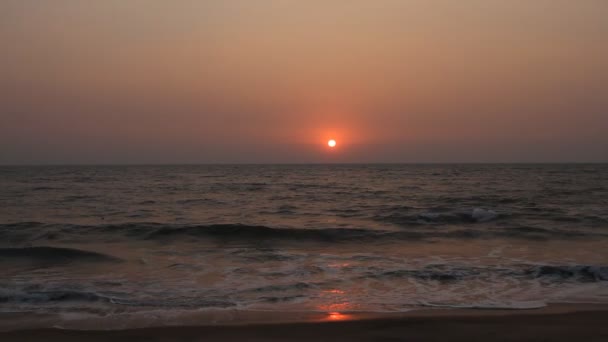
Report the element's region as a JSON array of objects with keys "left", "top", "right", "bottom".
[
  {"left": 326, "top": 312, "right": 352, "bottom": 321},
  {"left": 324, "top": 289, "right": 346, "bottom": 295},
  {"left": 318, "top": 288, "right": 354, "bottom": 321}
]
